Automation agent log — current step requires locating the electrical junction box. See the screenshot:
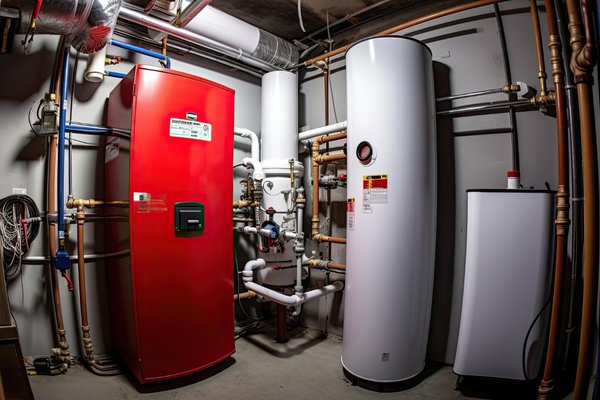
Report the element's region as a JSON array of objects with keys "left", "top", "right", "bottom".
[{"left": 105, "top": 65, "right": 234, "bottom": 384}]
